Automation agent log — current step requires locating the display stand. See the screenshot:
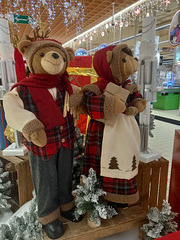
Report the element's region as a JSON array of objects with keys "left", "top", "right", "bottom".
[
  {"left": 2, "top": 130, "right": 28, "bottom": 156},
  {"left": 44, "top": 158, "right": 169, "bottom": 240}
]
